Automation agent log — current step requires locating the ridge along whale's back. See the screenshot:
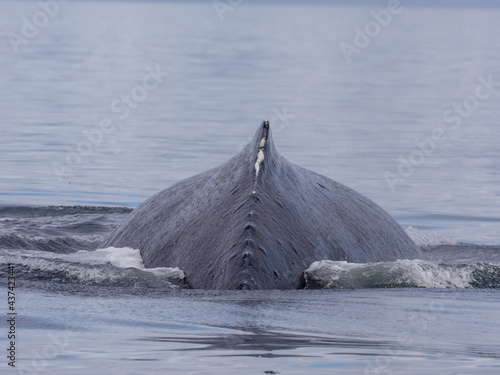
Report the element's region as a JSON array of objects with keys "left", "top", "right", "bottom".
[{"left": 102, "top": 121, "right": 421, "bottom": 289}]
